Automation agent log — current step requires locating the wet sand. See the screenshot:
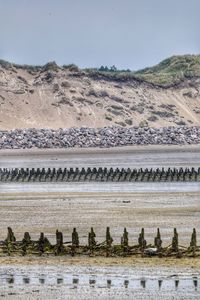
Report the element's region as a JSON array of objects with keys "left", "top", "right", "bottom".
[
  {"left": 0, "top": 145, "right": 199, "bottom": 298},
  {"left": 0, "top": 192, "right": 199, "bottom": 246},
  {"left": 1, "top": 144, "right": 200, "bottom": 169},
  {"left": 1, "top": 181, "right": 200, "bottom": 194},
  {"left": 0, "top": 262, "right": 199, "bottom": 300},
  {"left": 0, "top": 145, "right": 199, "bottom": 245},
  {"left": 0, "top": 256, "right": 200, "bottom": 268}
]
